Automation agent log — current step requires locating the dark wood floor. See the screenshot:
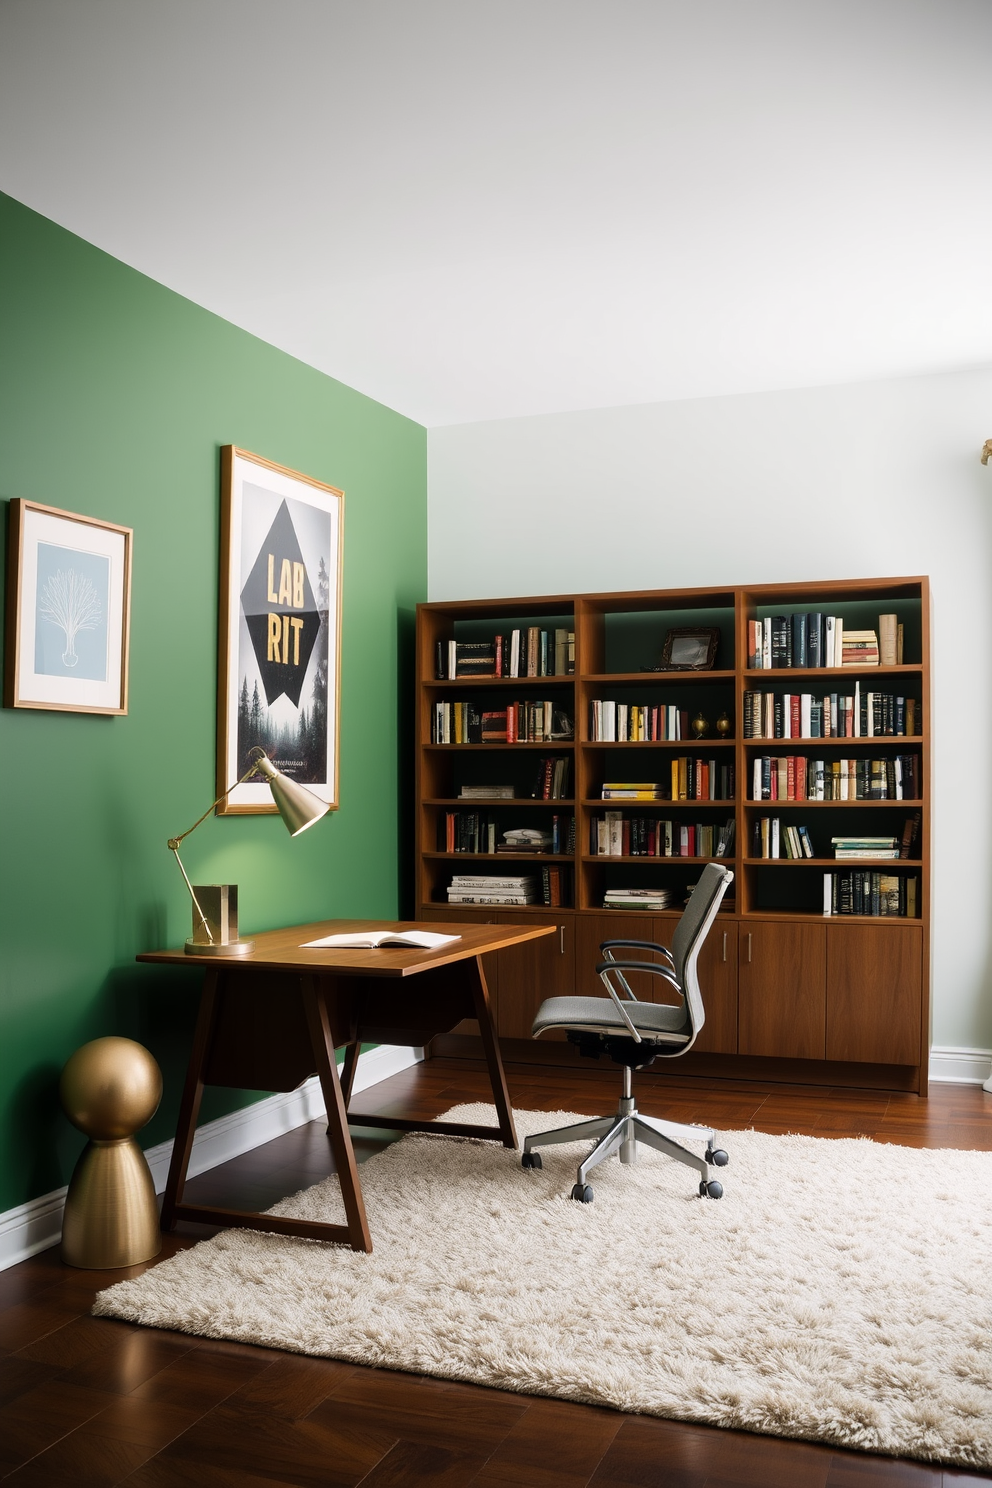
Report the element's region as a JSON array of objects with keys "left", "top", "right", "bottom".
[{"left": 2, "top": 1057, "right": 991, "bottom": 1486}]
